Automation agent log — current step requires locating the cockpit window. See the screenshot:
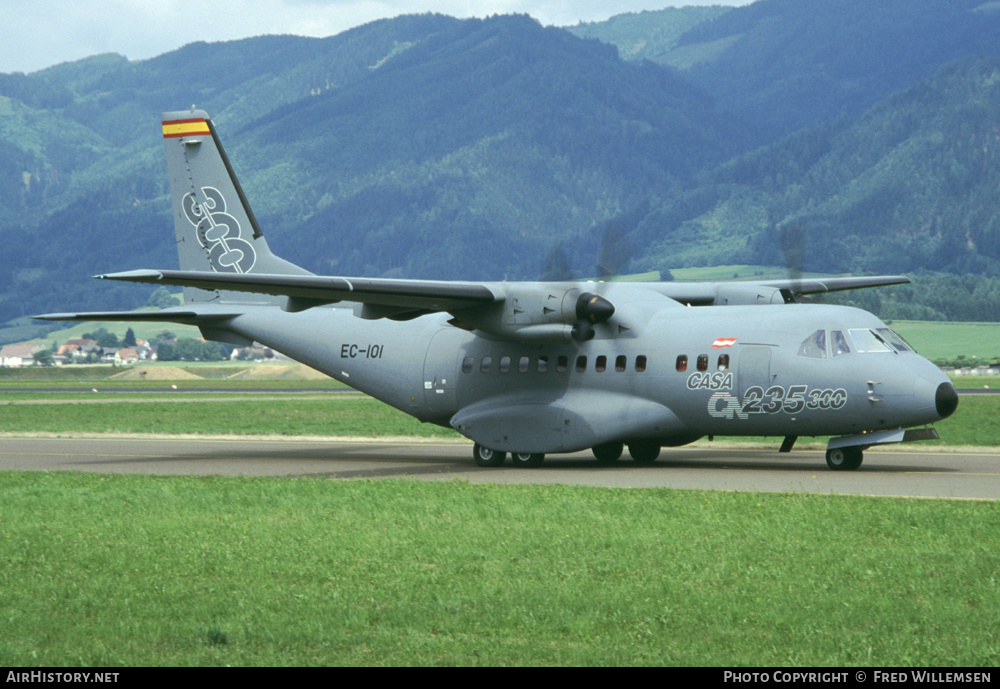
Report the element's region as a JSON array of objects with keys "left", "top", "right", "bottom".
[
  {"left": 797, "top": 329, "right": 827, "bottom": 359},
  {"left": 877, "top": 328, "right": 912, "bottom": 353},
  {"left": 831, "top": 330, "right": 851, "bottom": 358},
  {"left": 849, "top": 329, "right": 893, "bottom": 353}
]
